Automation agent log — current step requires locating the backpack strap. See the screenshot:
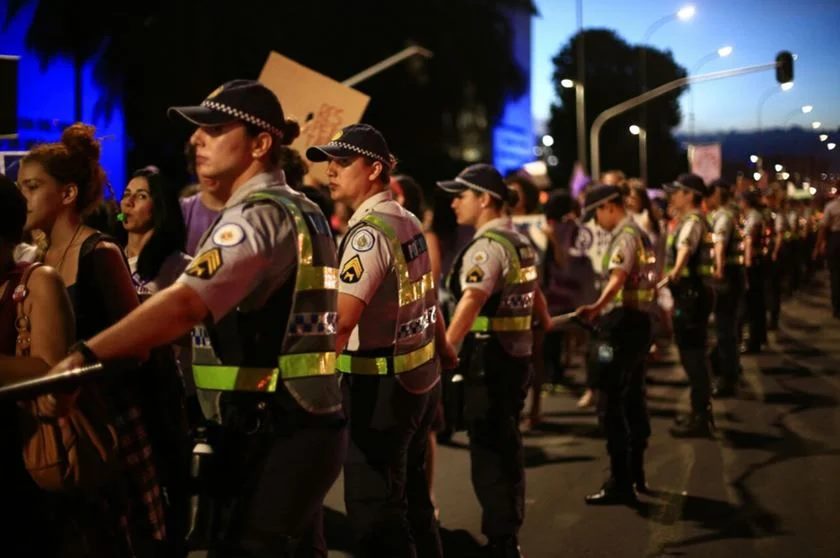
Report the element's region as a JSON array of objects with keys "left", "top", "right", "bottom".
[{"left": 13, "top": 263, "right": 43, "bottom": 357}]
